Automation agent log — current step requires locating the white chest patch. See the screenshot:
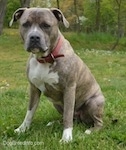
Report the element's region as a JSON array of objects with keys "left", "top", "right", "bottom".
[{"left": 28, "top": 58, "right": 59, "bottom": 92}]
